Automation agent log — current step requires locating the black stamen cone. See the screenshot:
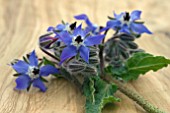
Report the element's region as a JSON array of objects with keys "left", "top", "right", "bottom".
[
  {"left": 124, "top": 12, "right": 130, "bottom": 21},
  {"left": 70, "top": 22, "right": 77, "bottom": 30},
  {"left": 33, "top": 68, "right": 40, "bottom": 75},
  {"left": 99, "top": 26, "right": 104, "bottom": 30},
  {"left": 75, "top": 35, "right": 83, "bottom": 44}
]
